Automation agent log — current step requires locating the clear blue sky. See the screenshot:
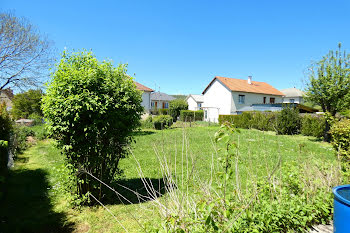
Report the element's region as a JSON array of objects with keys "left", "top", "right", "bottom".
[{"left": 2, "top": 0, "right": 350, "bottom": 95}]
